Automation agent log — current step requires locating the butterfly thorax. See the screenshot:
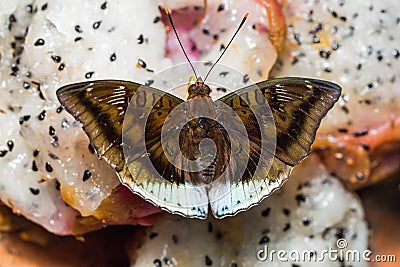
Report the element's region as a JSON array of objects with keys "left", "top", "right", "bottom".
[{"left": 181, "top": 84, "right": 228, "bottom": 184}]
